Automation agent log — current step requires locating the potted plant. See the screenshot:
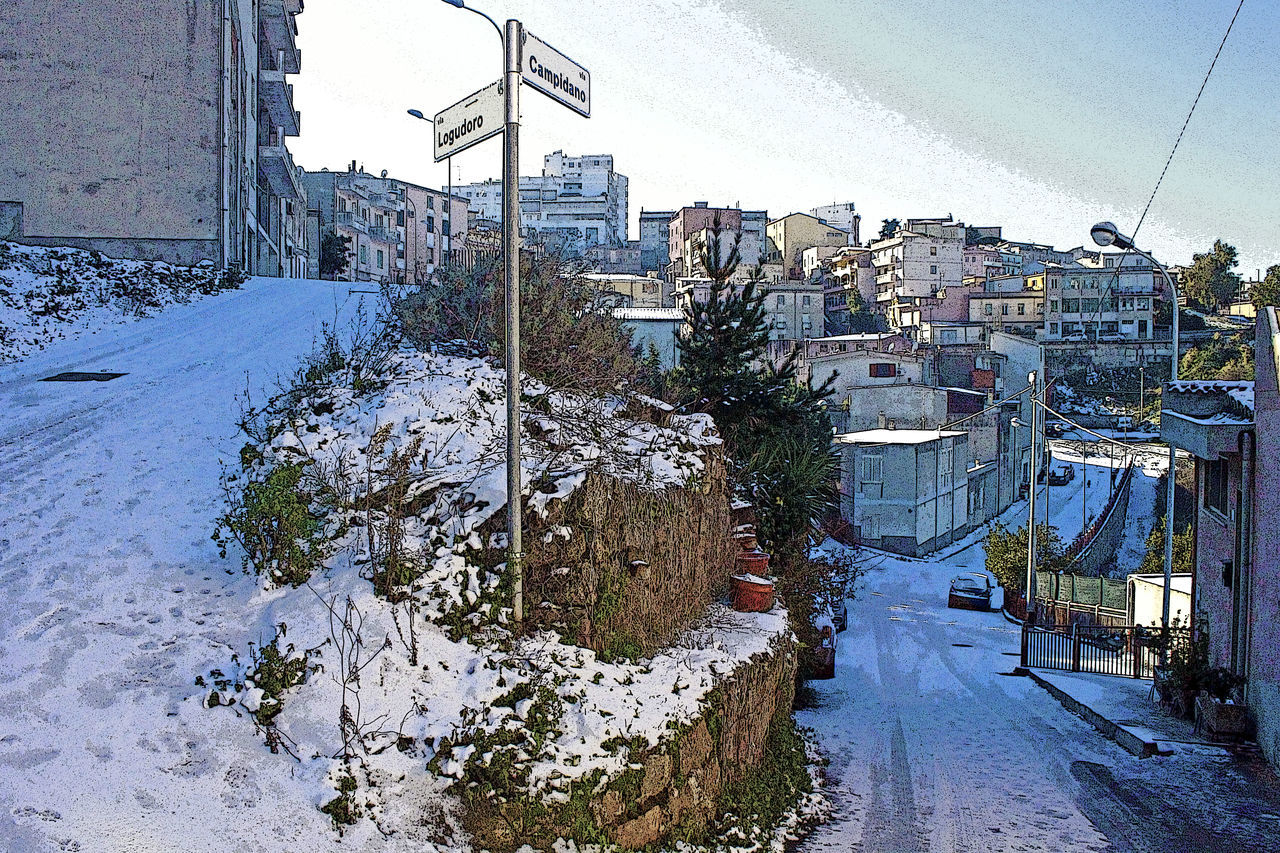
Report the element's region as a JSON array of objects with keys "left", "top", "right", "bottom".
[
  {"left": 1195, "top": 668, "right": 1249, "bottom": 737},
  {"left": 1157, "top": 629, "right": 1209, "bottom": 719}
]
